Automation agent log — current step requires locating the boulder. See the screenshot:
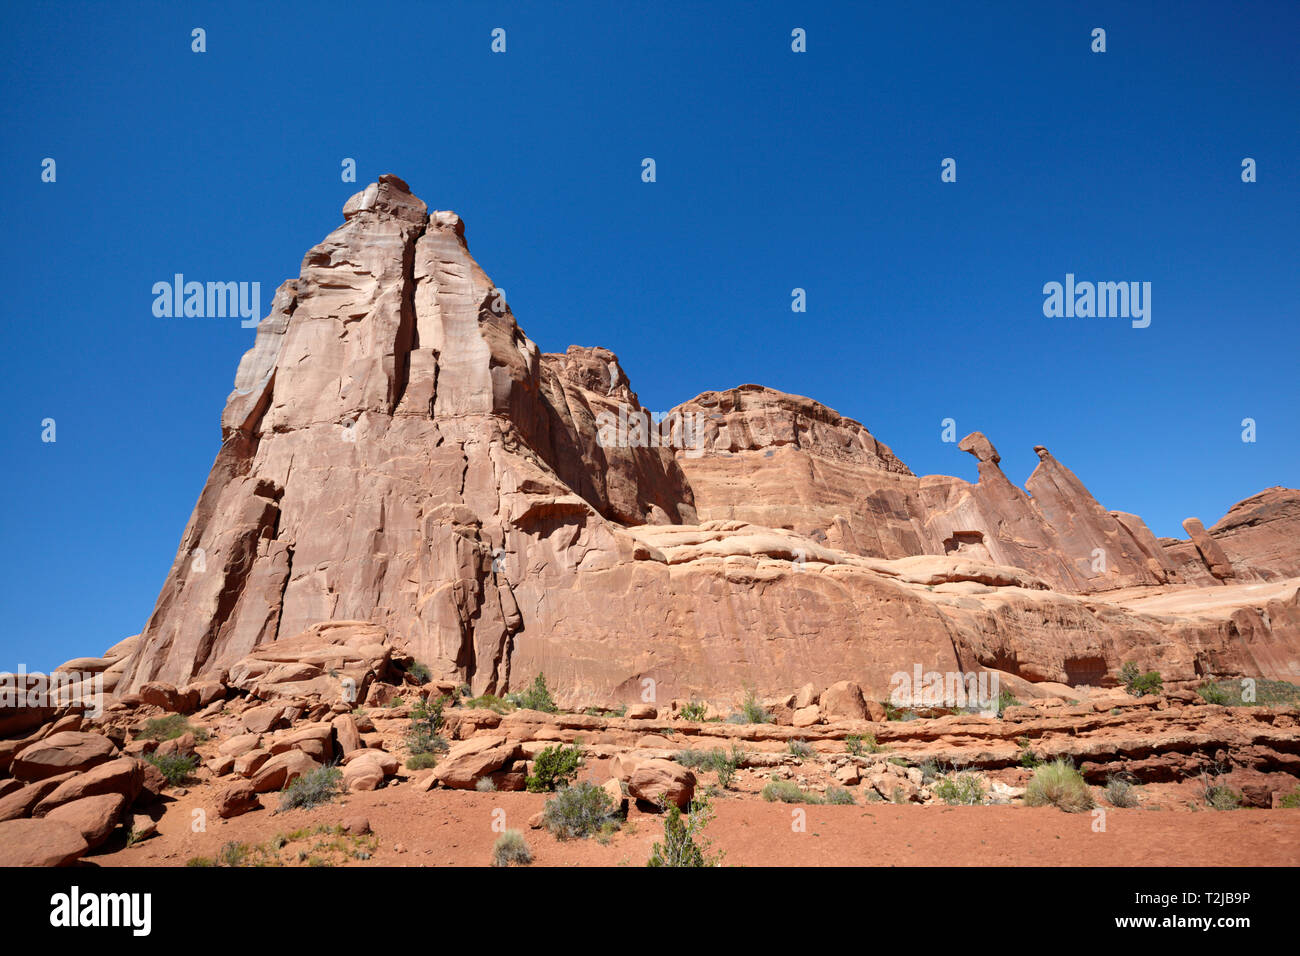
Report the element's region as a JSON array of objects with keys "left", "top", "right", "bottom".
[
  {"left": 44, "top": 793, "right": 128, "bottom": 848},
  {"left": 331, "top": 713, "right": 363, "bottom": 755},
  {"left": 628, "top": 759, "right": 695, "bottom": 809},
  {"left": 249, "top": 750, "right": 319, "bottom": 793},
  {"left": 216, "top": 779, "right": 261, "bottom": 818},
  {"left": 32, "top": 756, "right": 144, "bottom": 816},
  {"left": 819, "top": 681, "right": 868, "bottom": 721},
  {"left": 234, "top": 749, "right": 272, "bottom": 778},
  {"left": 429, "top": 735, "right": 524, "bottom": 790},
  {"left": 217, "top": 733, "right": 262, "bottom": 758},
  {"left": 10, "top": 732, "right": 118, "bottom": 782},
  {"left": 792, "top": 705, "right": 821, "bottom": 727},
  {"left": 269, "top": 723, "right": 334, "bottom": 762},
  {"left": 0, "top": 818, "right": 89, "bottom": 866},
  {"left": 0, "top": 773, "right": 77, "bottom": 822},
  {"left": 240, "top": 704, "right": 287, "bottom": 735},
  {"left": 138, "top": 681, "right": 198, "bottom": 714},
  {"left": 794, "top": 683, "right": 819, "bottom": 709}
]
